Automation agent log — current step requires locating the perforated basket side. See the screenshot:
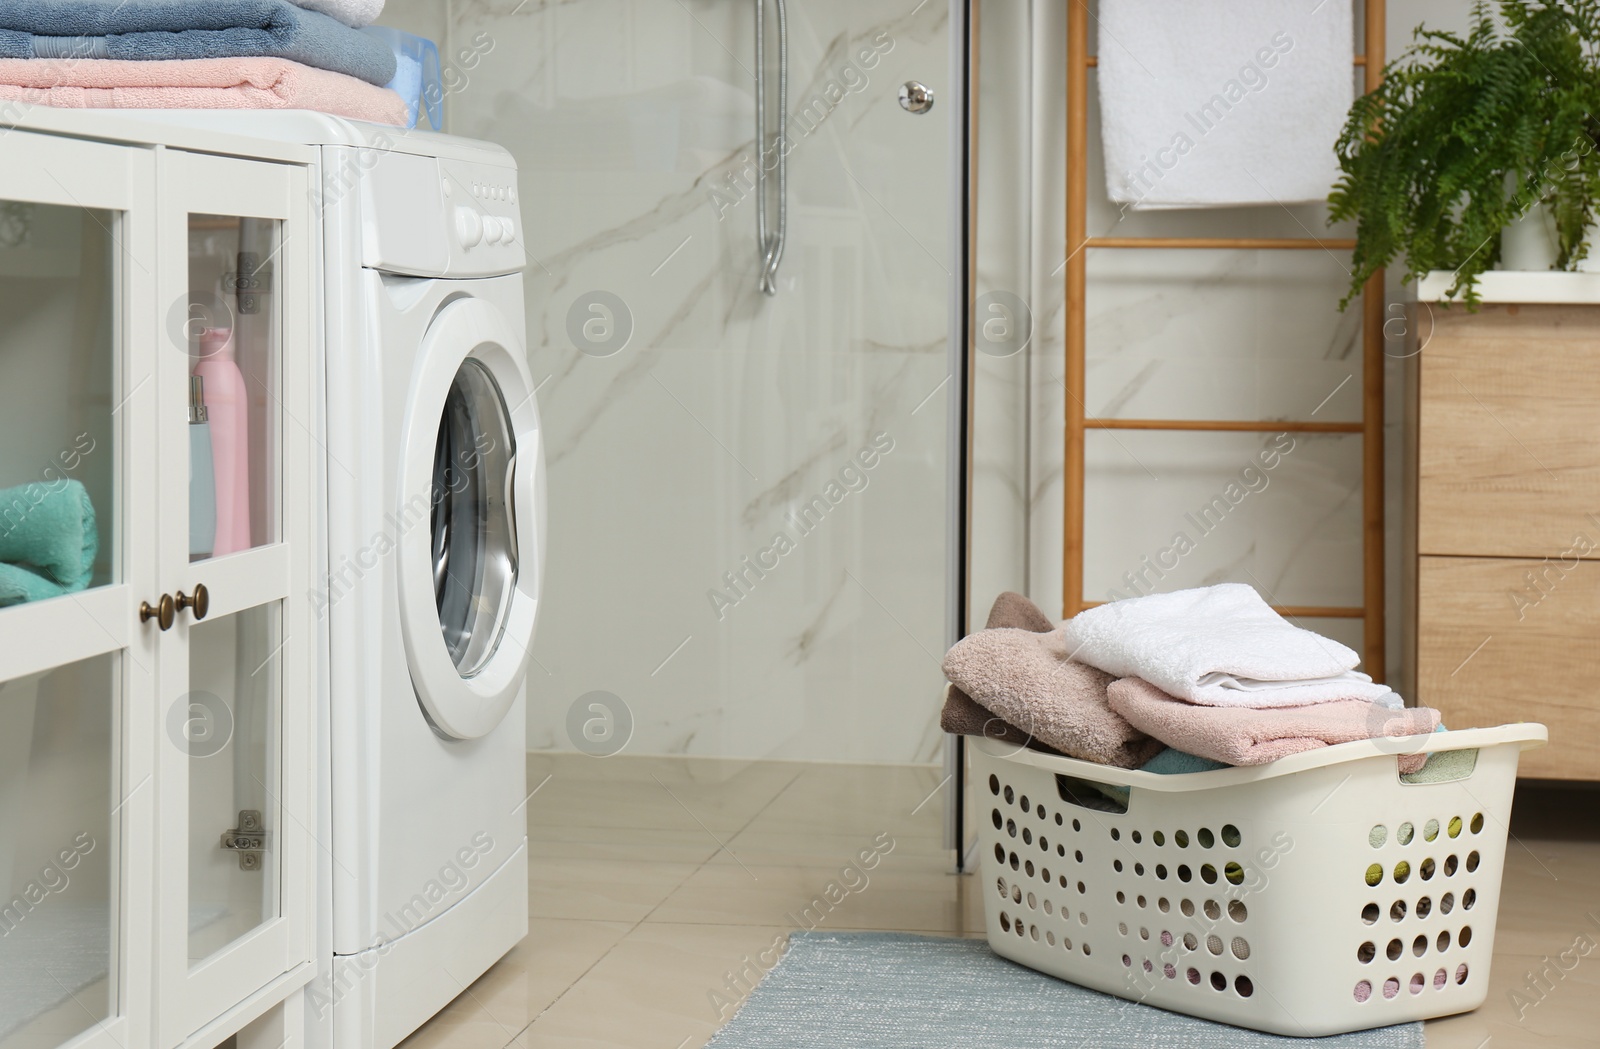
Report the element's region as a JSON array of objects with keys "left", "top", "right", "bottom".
[{"left": 972, "top": 734, "right": 1529, "bottom": 1037}]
